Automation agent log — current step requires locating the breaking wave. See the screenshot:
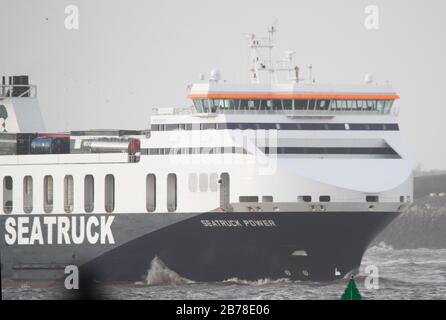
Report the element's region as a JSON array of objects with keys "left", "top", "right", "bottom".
[
  {"left": 144, "top": 256, "right": 194, "bottom": 286},
  {"left": 222, "top": 277, "right": 292, "bottom": 285},
  {"left": 367, "top": 241, "right": 394, "bottom": 253}
]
